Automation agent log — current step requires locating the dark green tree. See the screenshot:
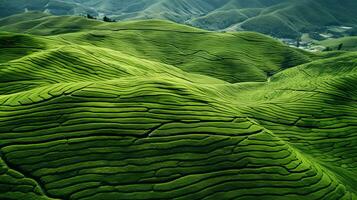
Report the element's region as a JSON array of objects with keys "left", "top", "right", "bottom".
[
  {"left": 103, "top": 16, "right": 115, "bottom": 22},
  {"left": 296, "top": 37, "right": 301, "bottom": 48},
  {"left": 337, "top": 43, "right": 343, "bottom": 50},
  {"left": 324, "top": 47, "right": 331, "bottom": 51},
  {"left": 86, "top": 14, "right": 96, "bottom": 19}
]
